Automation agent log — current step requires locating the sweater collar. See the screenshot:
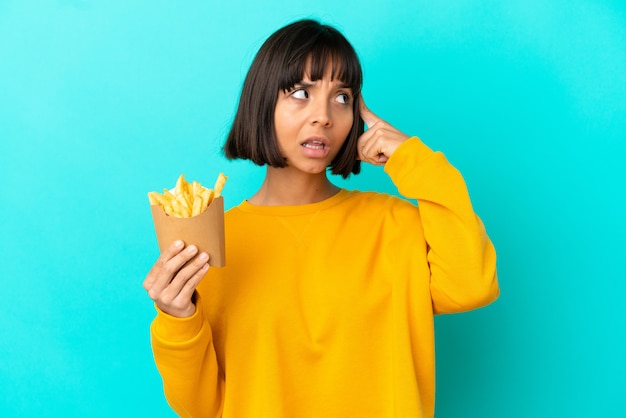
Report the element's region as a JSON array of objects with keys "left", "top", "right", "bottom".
[{"left": 236, "top": 188, "right": 351, "bottom": 216}]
